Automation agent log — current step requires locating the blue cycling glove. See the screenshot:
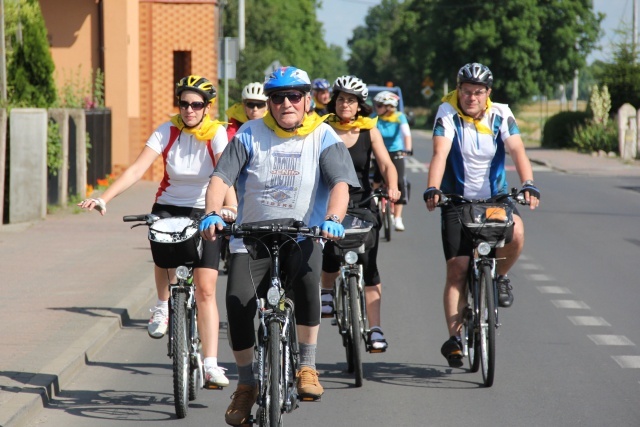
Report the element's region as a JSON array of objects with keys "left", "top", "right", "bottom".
[
  {"left": 198, "top": 212, "right": 226, "bottom": 232},
  {"left": 320, "top": 220, "right": 345, "bottom": 238}
]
